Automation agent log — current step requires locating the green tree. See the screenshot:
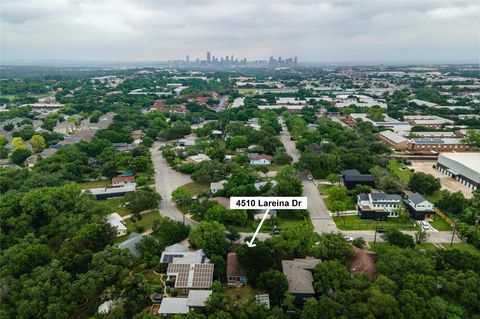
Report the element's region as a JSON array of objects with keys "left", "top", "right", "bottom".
[
  {"left": 124, "top": 188, "right": 161, "bottom": 219},
  {"left": 326, "top": 173, "right": 341, "bottom": 185},
  {"left": 12, "top": 136, "right": 27, "bottom": 150},
  {"left": 30, "top": 134, "right": 46, "bottom": 152},
  {"left": 415, "top": 229, "right": 429, "bottom": 244},
  {"left": 191, "top": 160, "right": 226, "bottom": 183},
  {"left": 382, "top": 229, "right": 415, "bottom": 248},
  {"left": 9, "top": 148, "right": 32, "bottom": 165},
  {"left": 171, "top": 186, "right": 193, "bottom": 207},
  {"left": 461, "top": 129, "right": 480, "bottom": 148},
  {"left": 408, "top": 172, "right": 441, "bottom": 195},
  {"left": 257, "top": 270, "right": 289, "bottom": 305},
  {"left": 189, "top": 221, "right": 231, "bottom": 257}
]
